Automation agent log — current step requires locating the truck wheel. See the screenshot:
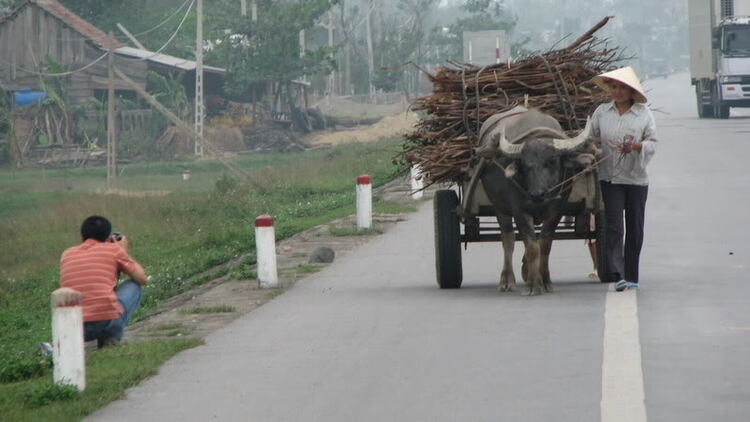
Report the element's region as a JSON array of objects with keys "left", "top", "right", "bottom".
[
  {"left": 717, "top": 104, "right": 730, "bottom": 119},
  {"left": 434, "top": 190, "right": 463, "bottom": 289},
  {"left": 712, "top": 86, "right": 730, "bottom": 119},
  {"left": 696, "top": 86, "right": 713, "bottom": 118},
  {"left": 595, "top": 211, "right": 614, "bottom": 283}
]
